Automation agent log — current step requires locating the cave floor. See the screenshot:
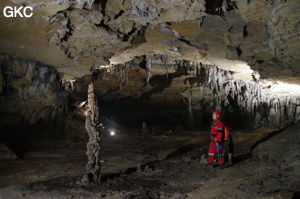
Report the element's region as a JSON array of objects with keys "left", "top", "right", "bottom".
[{"left": 1, "top": 124, "right": 292, "bottom": 199}]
